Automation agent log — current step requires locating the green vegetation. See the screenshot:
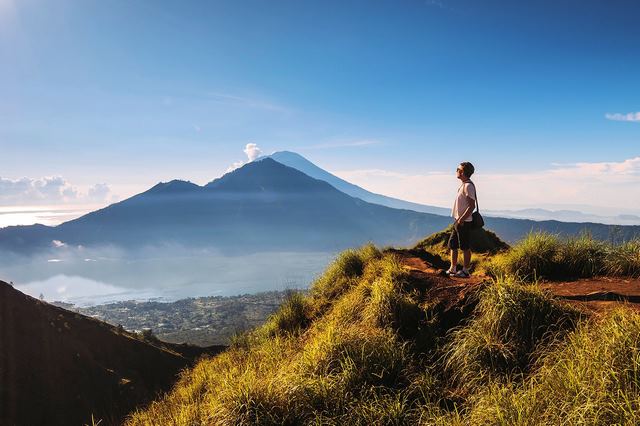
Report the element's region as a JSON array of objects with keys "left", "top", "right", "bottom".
[
  {"left": 445, "top": 281, "right": 582, "bottom": 392},
  {"left": 489, "top": 232, "right": 640, "bottom": 280},
  {"left": 126, "top": 232, "right": 640, "bottom": 425},
  {"left": 465, "top": 308, "right": 640, "bottom": 425},
  {"left": 75, "top": 291, "right": 288, "bottom": 346},
  {"left": 413, "top": 226, "right": 509, "bottom": 273},
  {"left": 414, "top": 225, "right": 509, "bottom": 255}
]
